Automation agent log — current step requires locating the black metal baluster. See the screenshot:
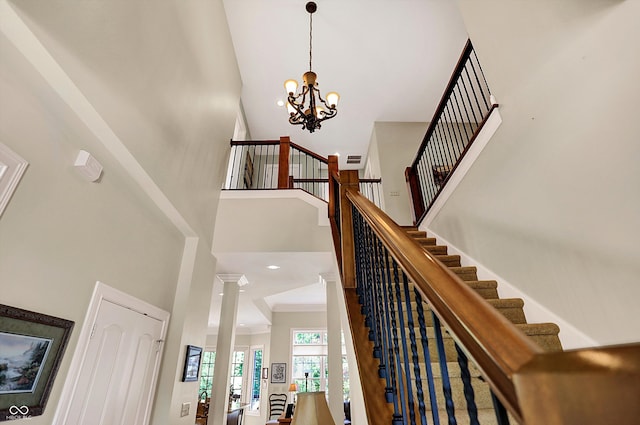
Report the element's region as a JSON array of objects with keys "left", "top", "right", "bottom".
[
  {"left": 385, "top": 256, "right": 405, "bottom": 425},
  {"left": 433, "top": 123, "right": 451, "bottom": 186},
  {"left": 417, "top": 156, "right": 432, "bottom": 208},
  {"left": 376, "top": 238, "right": 397, "bottom": 408},
  {"left": 447, "top": 92, "right": 464, "bottom": 160},
  {"left": 451, "top": 85, "right": 470, "bottom": 155},
  {"left": 432, "top": 313, "right": 457, "bottom": 425},
  {"left": 414, "top": 289, "right": 441, "bottom": 425},
  {"left": 228, "top": 145, "right": 237, "bottom": 189},
  {"left": 401, "top": 273, "right": 428, "bottom": 425},
  {"left": 391, "top": 260, "right": 416, "bottom": 424},
  {"left": 469, "top": 51, "right": 490, "bottom": 112},
  {"left": 455, "top": 344, "right": 479, "bottom": 425},
  {"left": 270, "top": 144, "right": 276, "bottom": 188},
  {"left": 459, "top": 70, "right": 480, "bottom": 128},
  {"left": 464, "top": 66, "right": 484, "bottom": 125},
  {"left": 442, "top": 105, "right": 458, "bottom": 170},
  {"left": 491, "top": 391, "right": 511, "bottom": 425},
  {"left": 452, "top": 82, "right": 471, "bottom": 145},
  {"left": 432, "top": 121, "right": 448, "bottom": 175}
]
